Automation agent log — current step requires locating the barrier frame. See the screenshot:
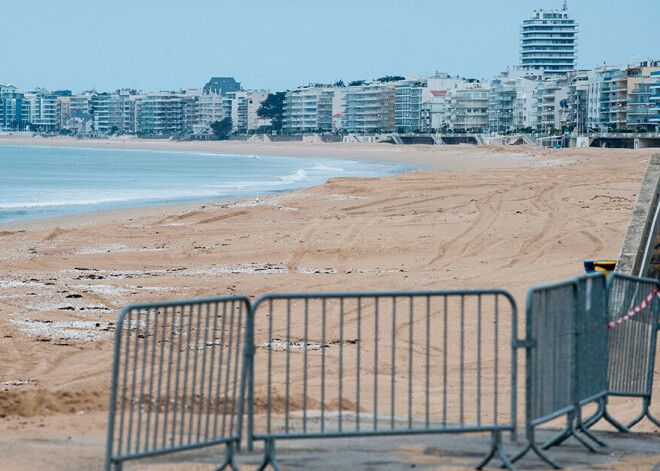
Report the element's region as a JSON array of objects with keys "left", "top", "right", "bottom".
[
  {"left": 244, "top": 290, "right": 519, "bottom": 471},
  {"left": 104, "top": 295, "right": 251, "bottom": 471},
  {"left": 511, "top": 273, "right": 609, "bottom": 469},
  {"left": 584, "top": 272, "right": 660, "bottom": 431}
]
